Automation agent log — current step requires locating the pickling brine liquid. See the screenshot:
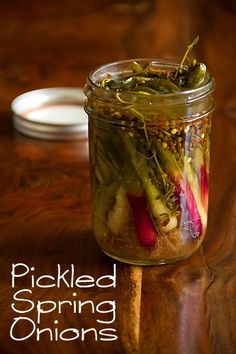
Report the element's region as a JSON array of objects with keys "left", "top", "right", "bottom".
[{"left": 88, "top": 115, "right": 211, "bottom": 265}]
